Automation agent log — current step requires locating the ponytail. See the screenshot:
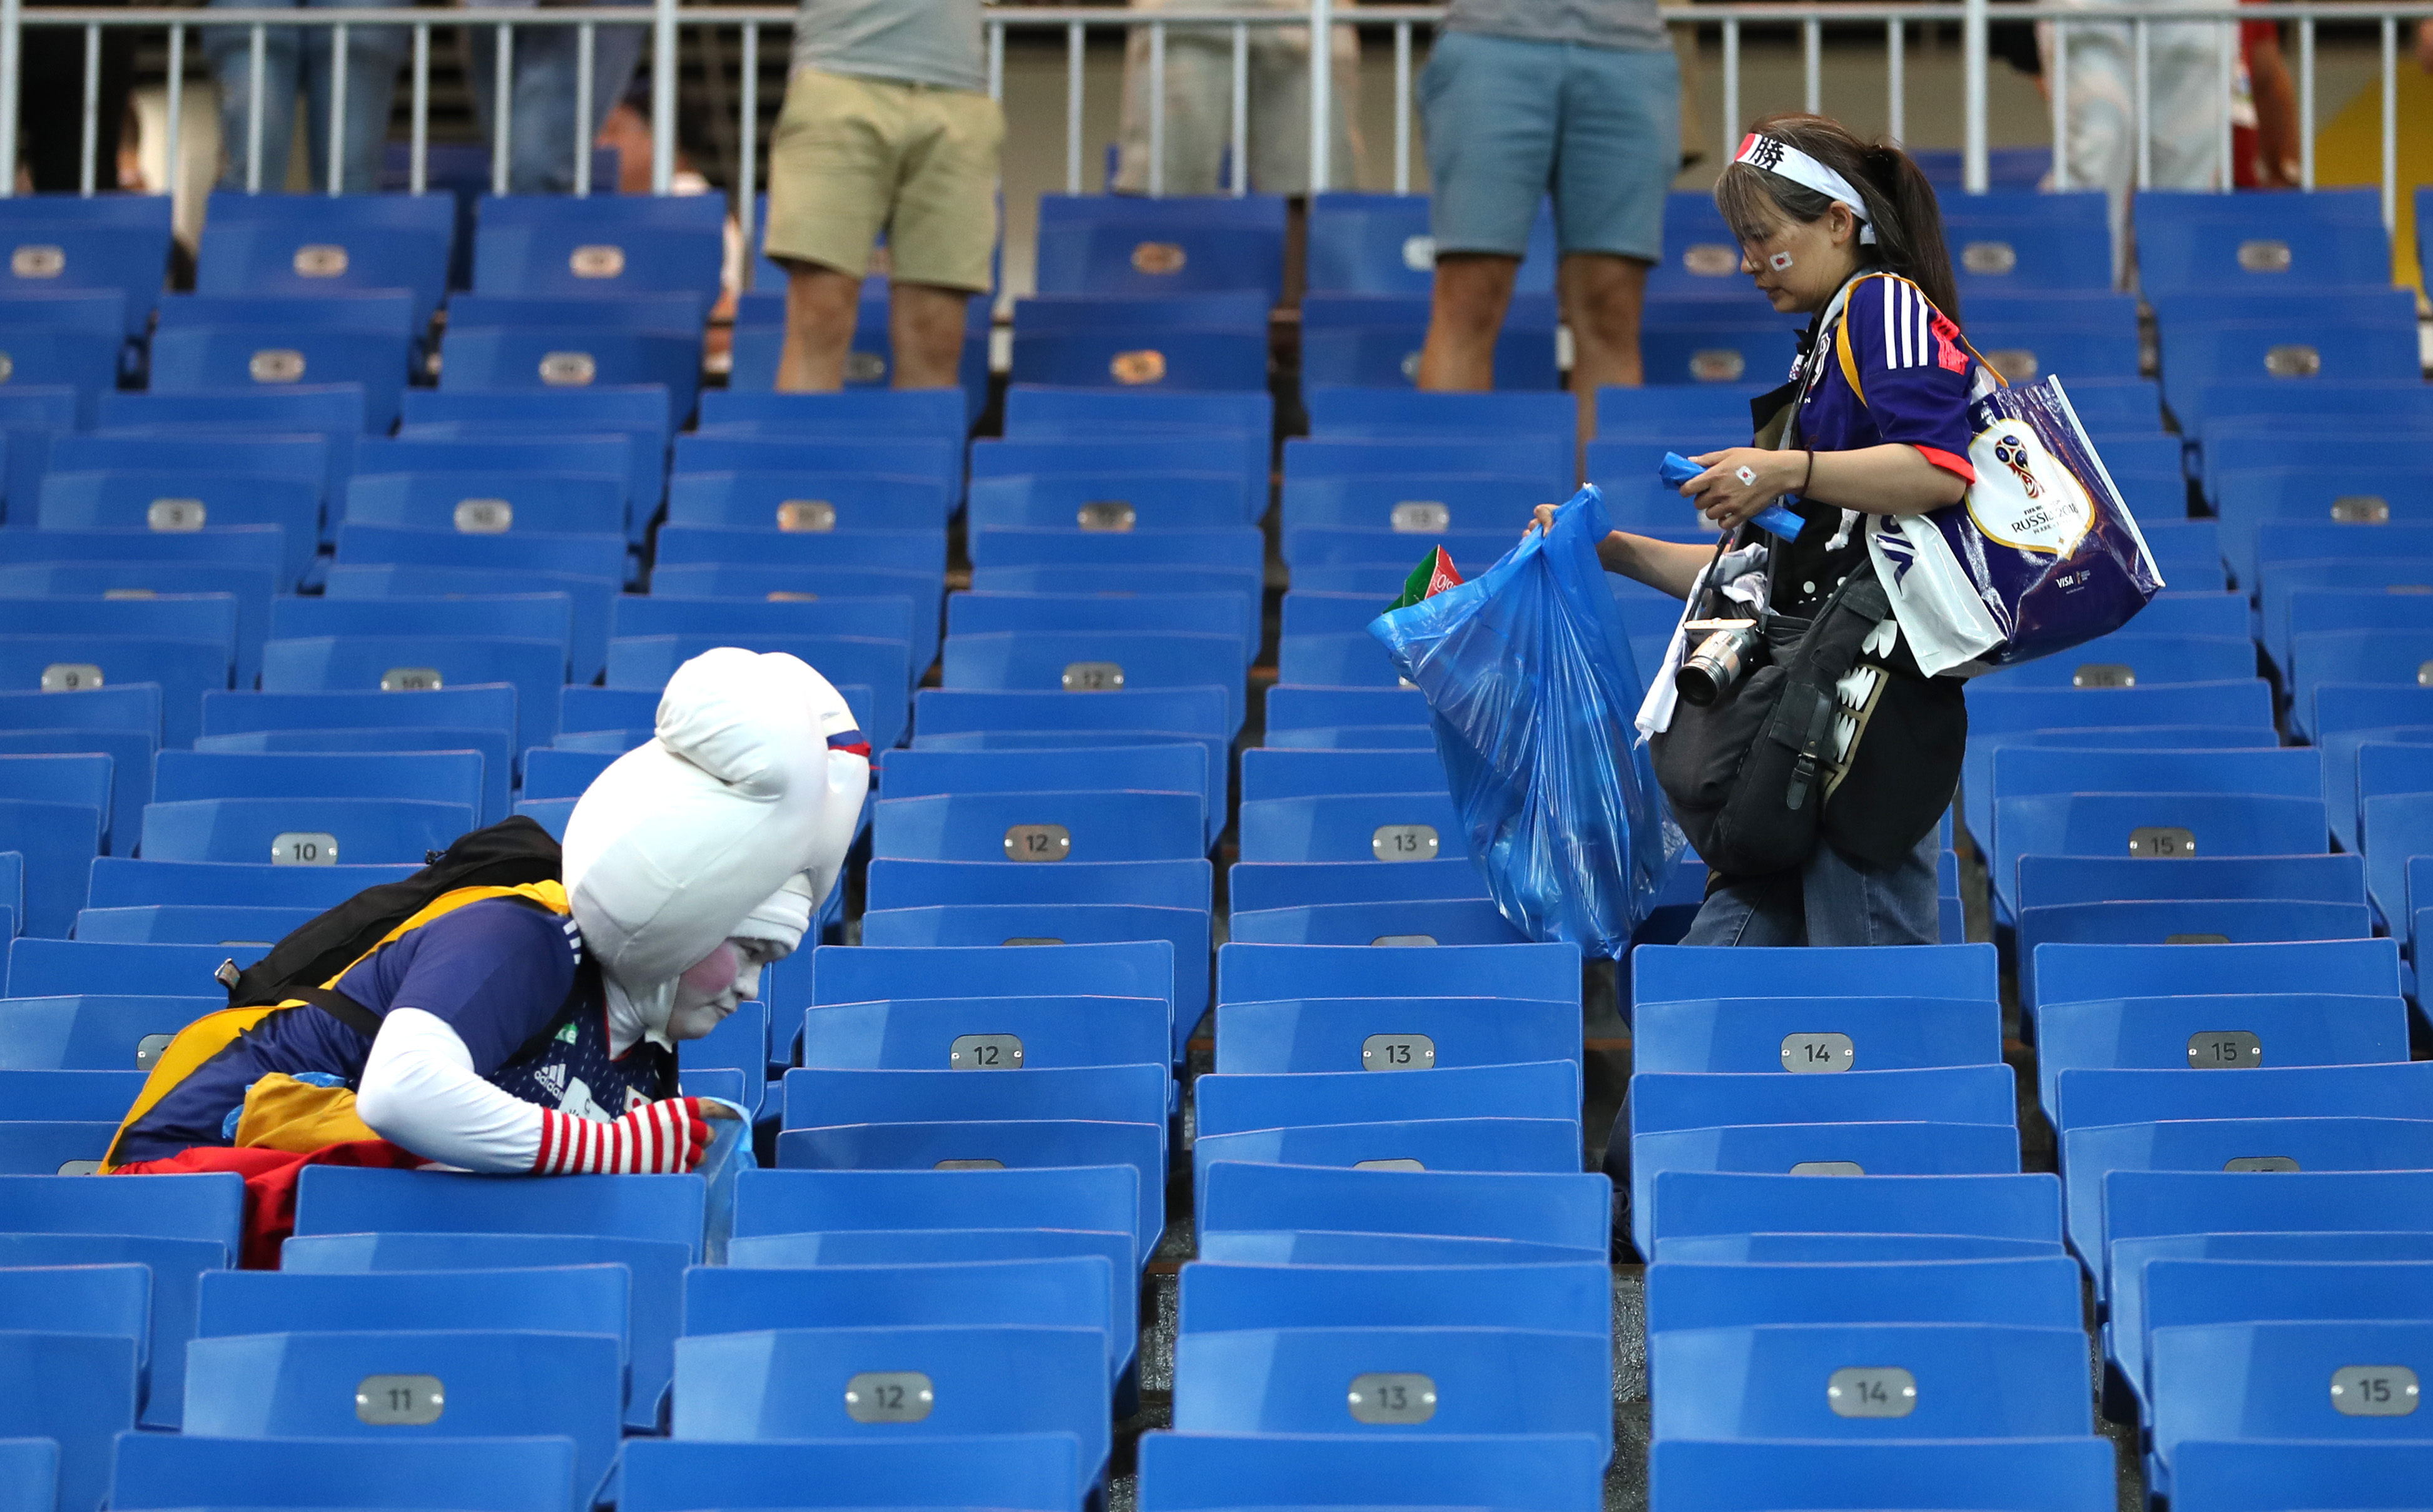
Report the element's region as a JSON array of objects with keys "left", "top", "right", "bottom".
[{"left": 1715, "top": 113, "right": 1964, "bottom": 323}]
